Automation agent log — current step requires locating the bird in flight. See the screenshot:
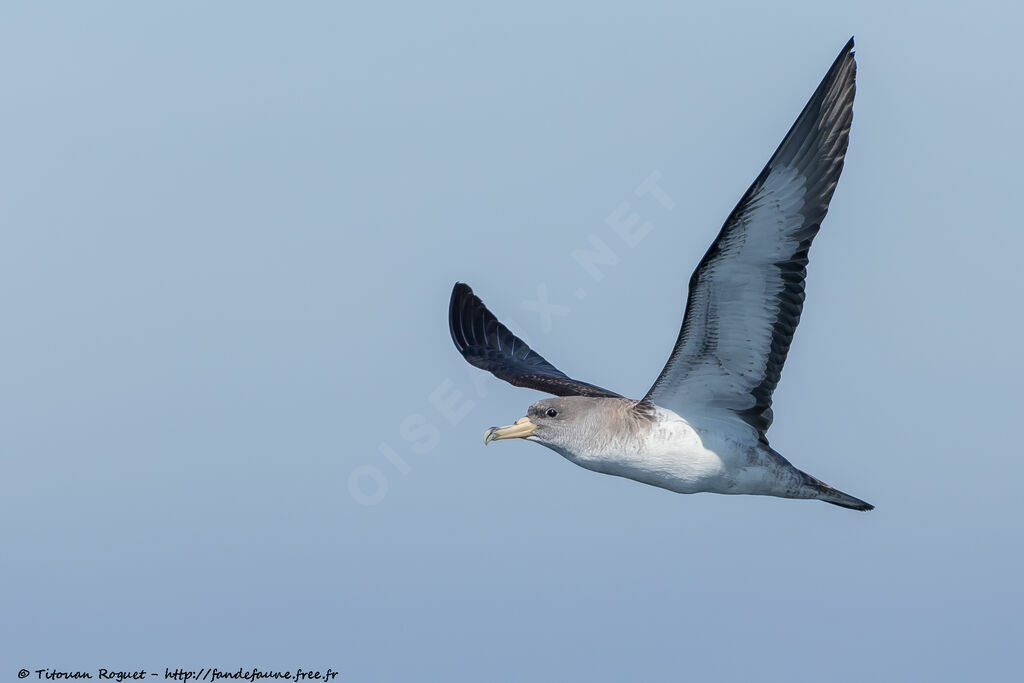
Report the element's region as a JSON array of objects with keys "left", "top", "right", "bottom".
[{"left": 449, "top": 38, "right": 872, "bottom": 511}]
